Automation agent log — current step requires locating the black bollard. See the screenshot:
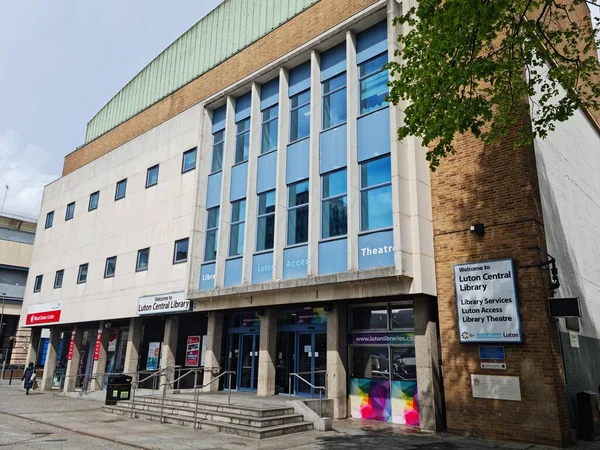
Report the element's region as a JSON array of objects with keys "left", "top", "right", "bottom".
[{"left": 9, "top": 368, "right": 14, "bottom": 385}]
